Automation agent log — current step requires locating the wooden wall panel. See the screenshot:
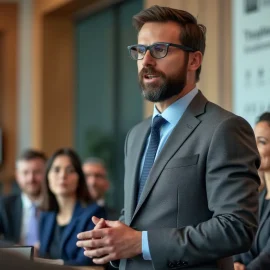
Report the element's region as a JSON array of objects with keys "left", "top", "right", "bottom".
[
  {"left": 41, "top": 15, "right": 74, "bottom": 155},
  {"left": 0, "top": 4, "right": 17, "bottom": 191},
  {"left": 32, "top": 0, "right": 100, "bottom": 155}
]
